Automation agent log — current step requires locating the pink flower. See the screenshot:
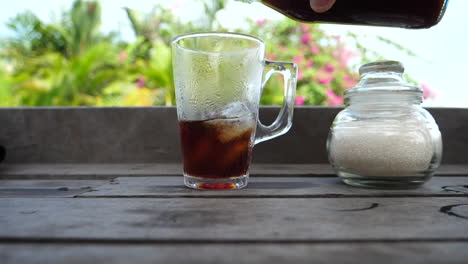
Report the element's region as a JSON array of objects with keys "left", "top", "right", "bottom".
[
  {"left": 334, "top": 47, "right": 356, "bottom": 66},
  {"left": 343, "top": 74, "right": 357, "bottom": 89},
  {"left": 300, "top": 24, "right": 309, "bottom": 32},
  {"left": 317, "top": 68, "right": 334, "bottom": 86},
  {"left": 171, "top": 1, "right": 183, "bottom": 10},
  {"left": 341, "top": 51, "right": 354, "bottom": 65},
  {"left": 317, "top": 76, "right": 333, "bottom": 86},
  {"left": 118, "top": 51, "right": 128, "bottom": 63},
  {"left": 295, "top": 95, "right": 306, "bottom": 106},
  {"left": 325, "top": 89, "right": 344, "bottom": 106},
  {"left": 301, "top": 33, "right": 311, "bottom": 45},
  {"left": 306, "top": 59, "right": 314, "bottom": 68},
  {"left": 421, "top": 82, "right": 437, "bottom": 100},
  {"left": 297, "top": 70, "right": 304, "bottom": 80},
  {"left": 256, "top": 19, "right": 266, "bottom": 26},
  {"left": 324, "top": 63, "right": 335, "bottom": 73},
  {"left": 136, "top": 76, "right": 145, "bottom": 88},
  {"left": 310, "top": 44, "right": 320, "bottom": 55},
  {"left": 292, "top": 54, "right": 305, "bottom": 64},
  {"left": 266, "top": 52, "right": 277, "bottom": 60}
]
